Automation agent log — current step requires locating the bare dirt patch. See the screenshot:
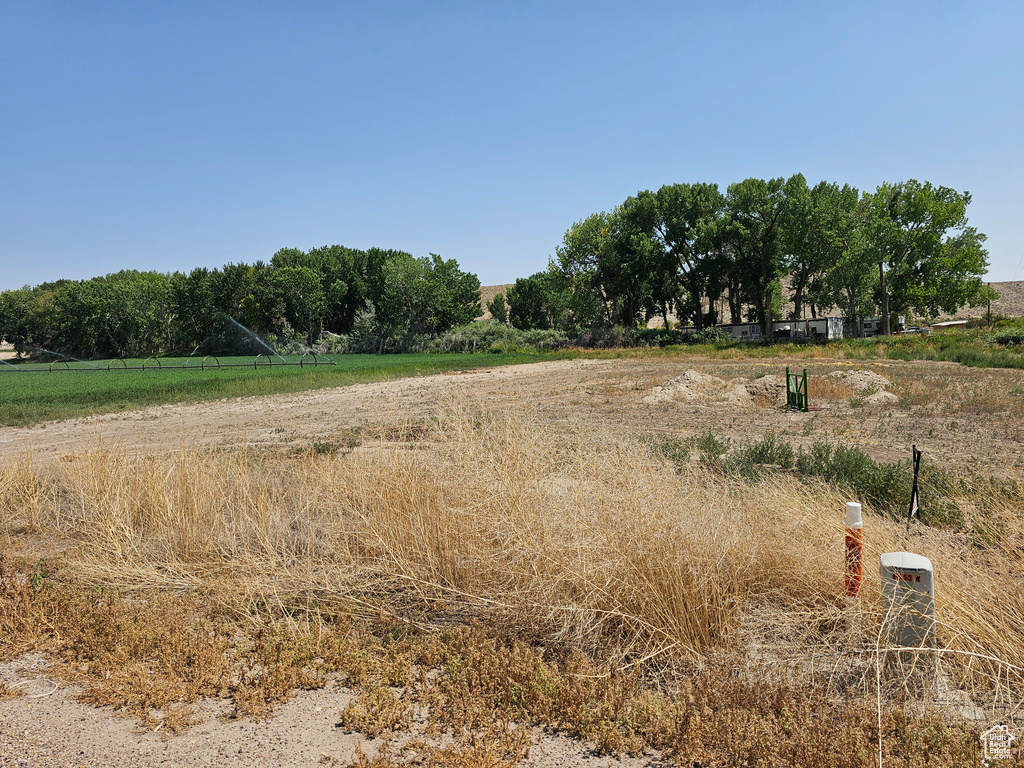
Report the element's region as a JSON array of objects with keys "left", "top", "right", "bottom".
[{"left": 1, "top": 662, "right": 653, "bottom": 768}]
